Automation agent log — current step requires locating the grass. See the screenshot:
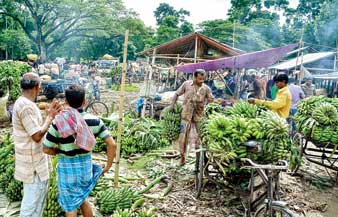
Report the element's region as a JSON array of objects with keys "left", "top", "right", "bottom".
[{"left": 111, "top": 84, "right": 140, "bottom": 92}]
